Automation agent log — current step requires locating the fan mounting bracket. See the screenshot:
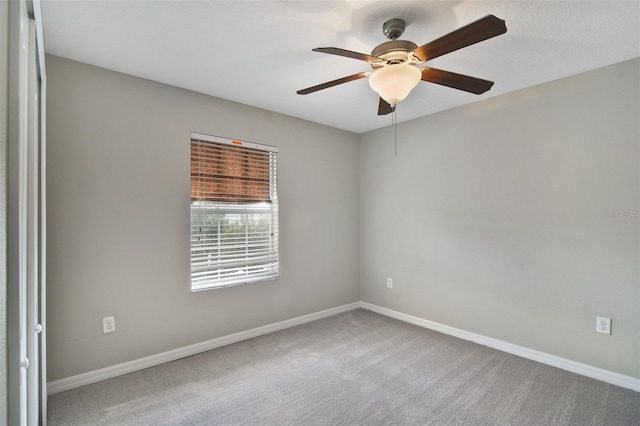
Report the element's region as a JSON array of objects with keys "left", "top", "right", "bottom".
[{"left": 382, "top": 19, "right": 406, "bottom": 40}]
